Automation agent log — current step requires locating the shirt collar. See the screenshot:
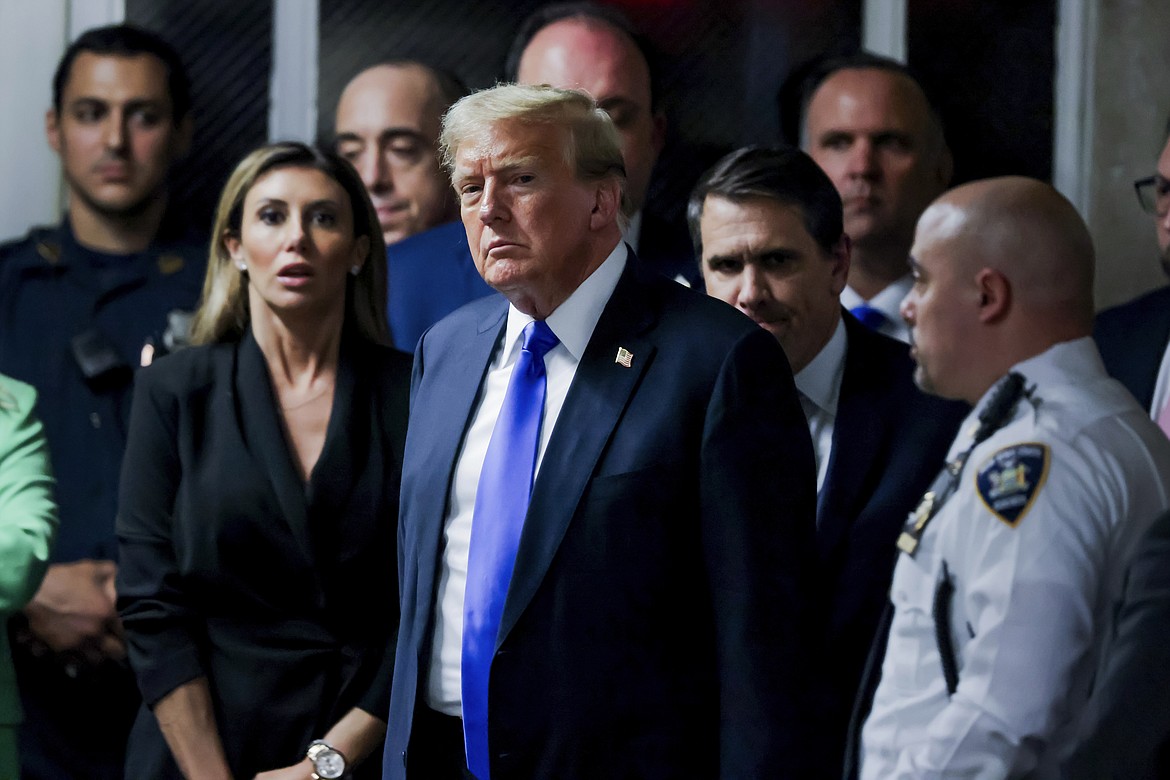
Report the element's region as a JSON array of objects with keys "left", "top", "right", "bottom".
[
  {"left": 952, "top": 336, "right": 1103, "bottom": 456},
  {"left": 501, "top": 241, "right": 628, "bottom": 364},
  {"left": 795, "top": 316, "right": 847, "bottom": 416},
  {"left": 840, "top": 273, "right": 914, "bottom": 317}
]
